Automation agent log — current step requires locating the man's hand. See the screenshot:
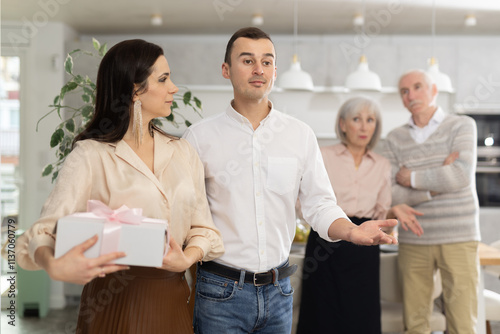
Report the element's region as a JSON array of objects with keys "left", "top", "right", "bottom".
[
  {"left": 391, "top": 203, "right": 424, "bottom": 237},
  {"left": 443, "top": 151, "right": 459, "bottom": 165},
  {"left": 348, "top": 219, "right": 398, "bottom": 246},
  {"left": 396, "top": 166, "right": 412, "bottom": 188}
]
